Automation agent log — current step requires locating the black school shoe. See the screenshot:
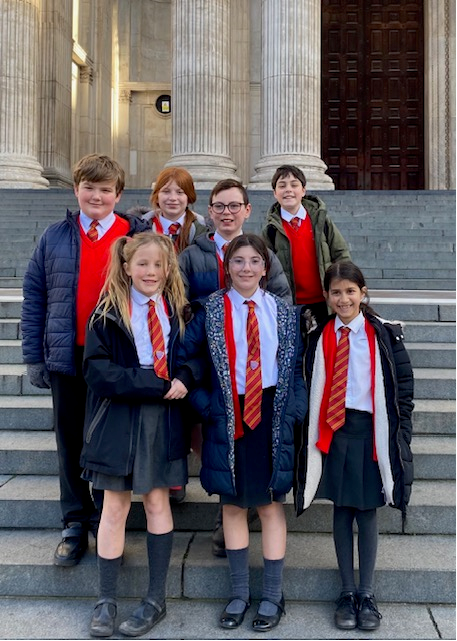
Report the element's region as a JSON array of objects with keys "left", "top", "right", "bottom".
[
  {"left": 252, "top": 594, "right": 286, "bottom": 632},
  {"left": 219, "top": 597, "right": 251, "bottom": 629},
  {"left": 357, "top": 593, "right": 382, "bottom": 630},
  {"left": 119, "top": 598, "right": 166, "bottom": 637},
  {"left": 90, "top": 598, "right": 117, "bottom": 638},
  {"left": 54, "top": 522, "right": 88, "bottom": 567},
  {"left": 334, "top": 591, "right": 358, "bottom": 629}
]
